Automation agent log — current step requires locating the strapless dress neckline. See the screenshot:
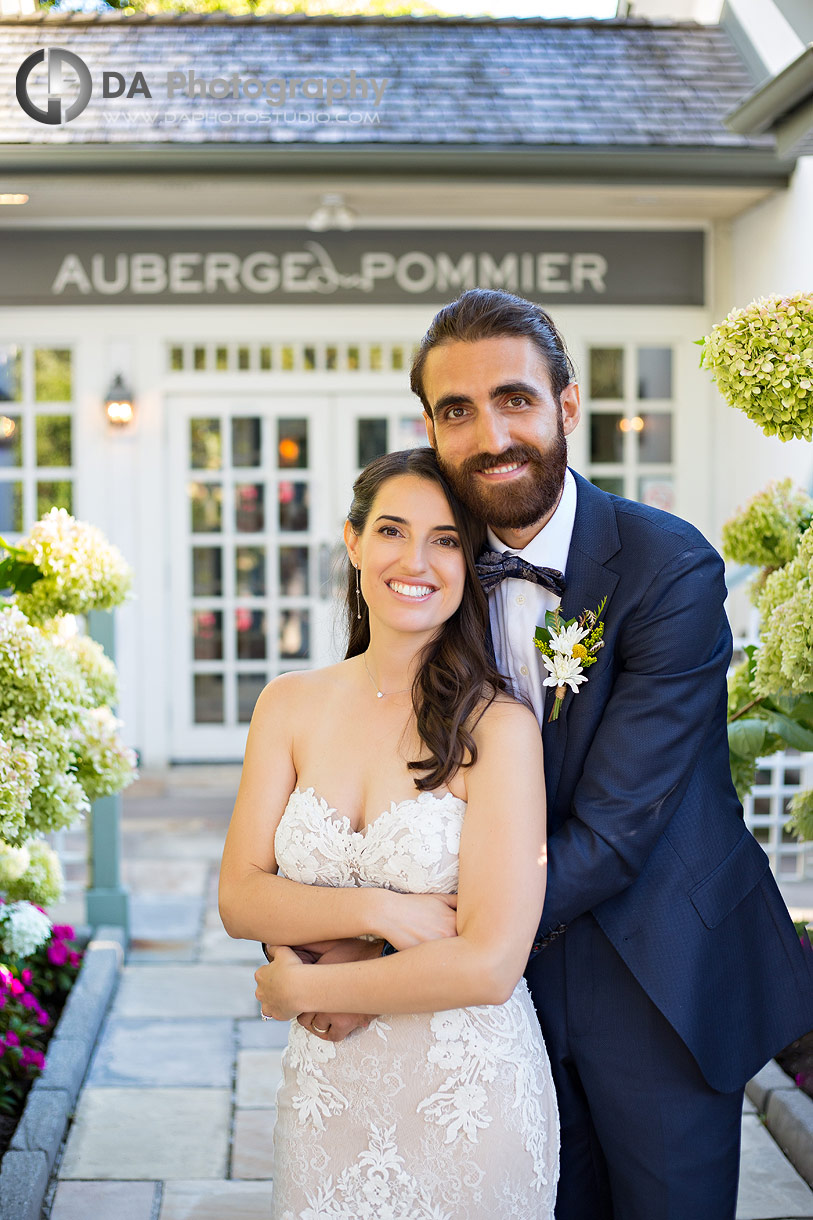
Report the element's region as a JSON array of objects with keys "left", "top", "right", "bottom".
[{"left": 291, "top": 785, "right": 467, "bottom": 839}]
